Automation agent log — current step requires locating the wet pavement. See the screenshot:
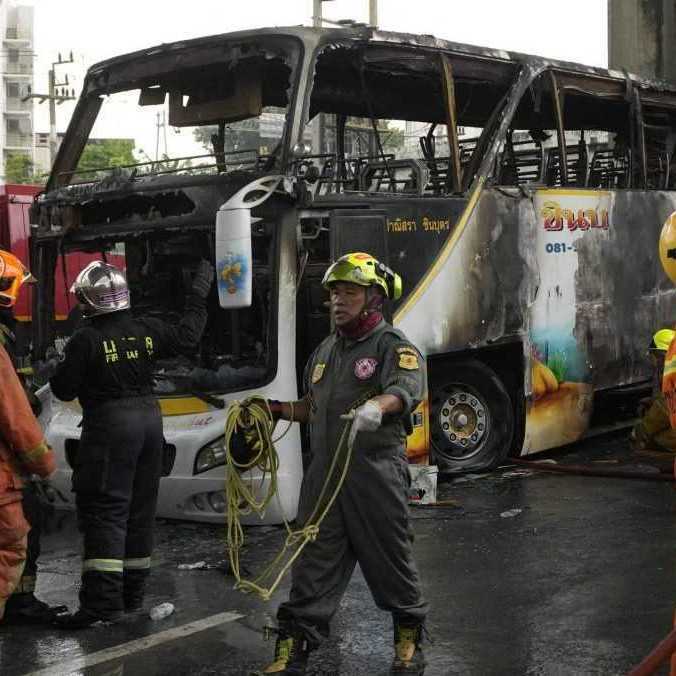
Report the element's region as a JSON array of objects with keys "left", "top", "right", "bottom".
[{"left": 2, "top": 431, "right": 674, "bottom": 676}]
